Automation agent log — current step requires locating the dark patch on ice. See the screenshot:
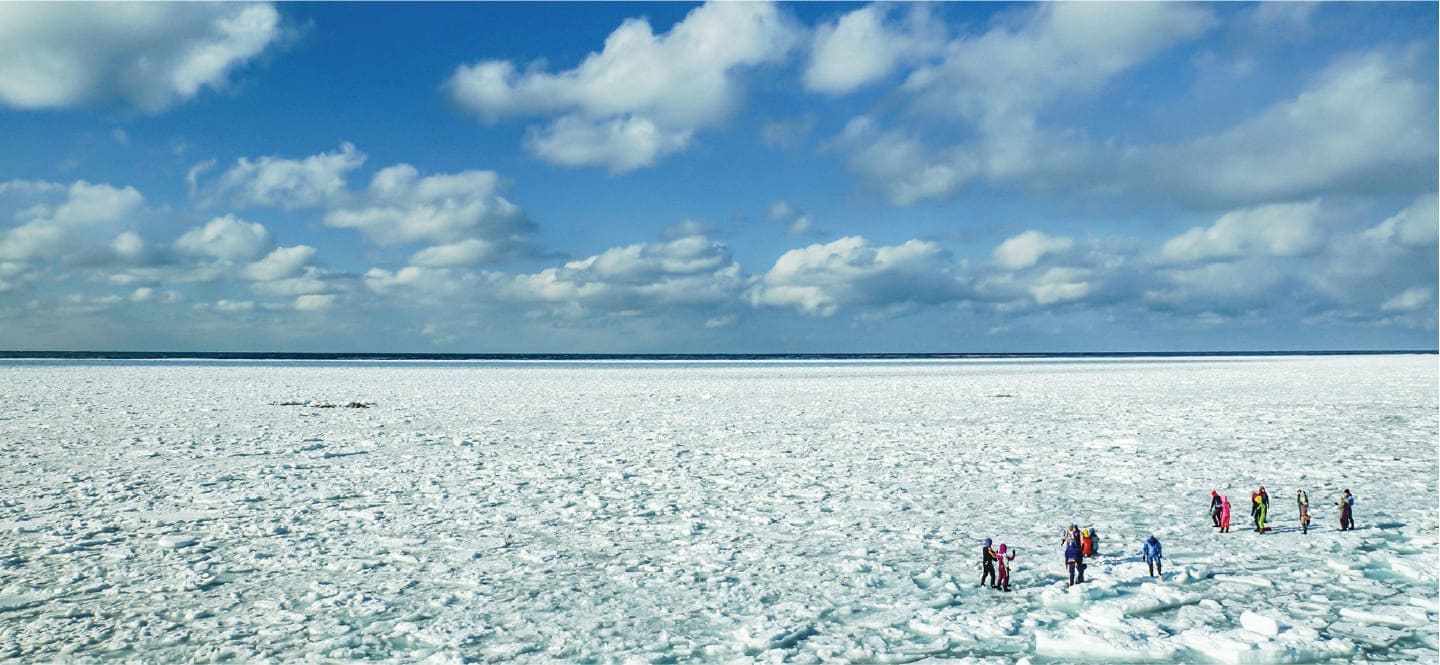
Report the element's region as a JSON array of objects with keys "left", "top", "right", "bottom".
[{"left": 270, "top": 400, "right": 374, "bottom": 408}]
